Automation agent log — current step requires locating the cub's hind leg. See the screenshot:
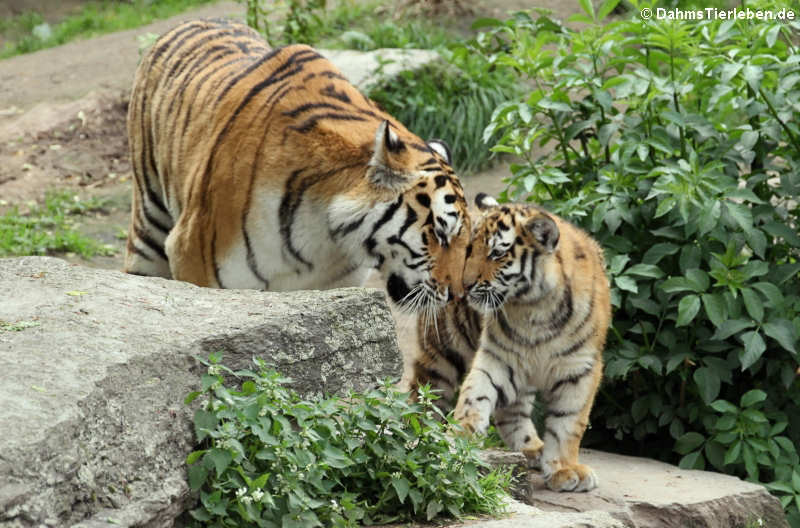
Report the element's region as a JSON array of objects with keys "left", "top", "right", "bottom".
[
  {"left": 539, "top": 359, "right": 603, "bottom": 492},
  {"left": 494, "top": 391, "right": 544, "bottom": 468}
]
